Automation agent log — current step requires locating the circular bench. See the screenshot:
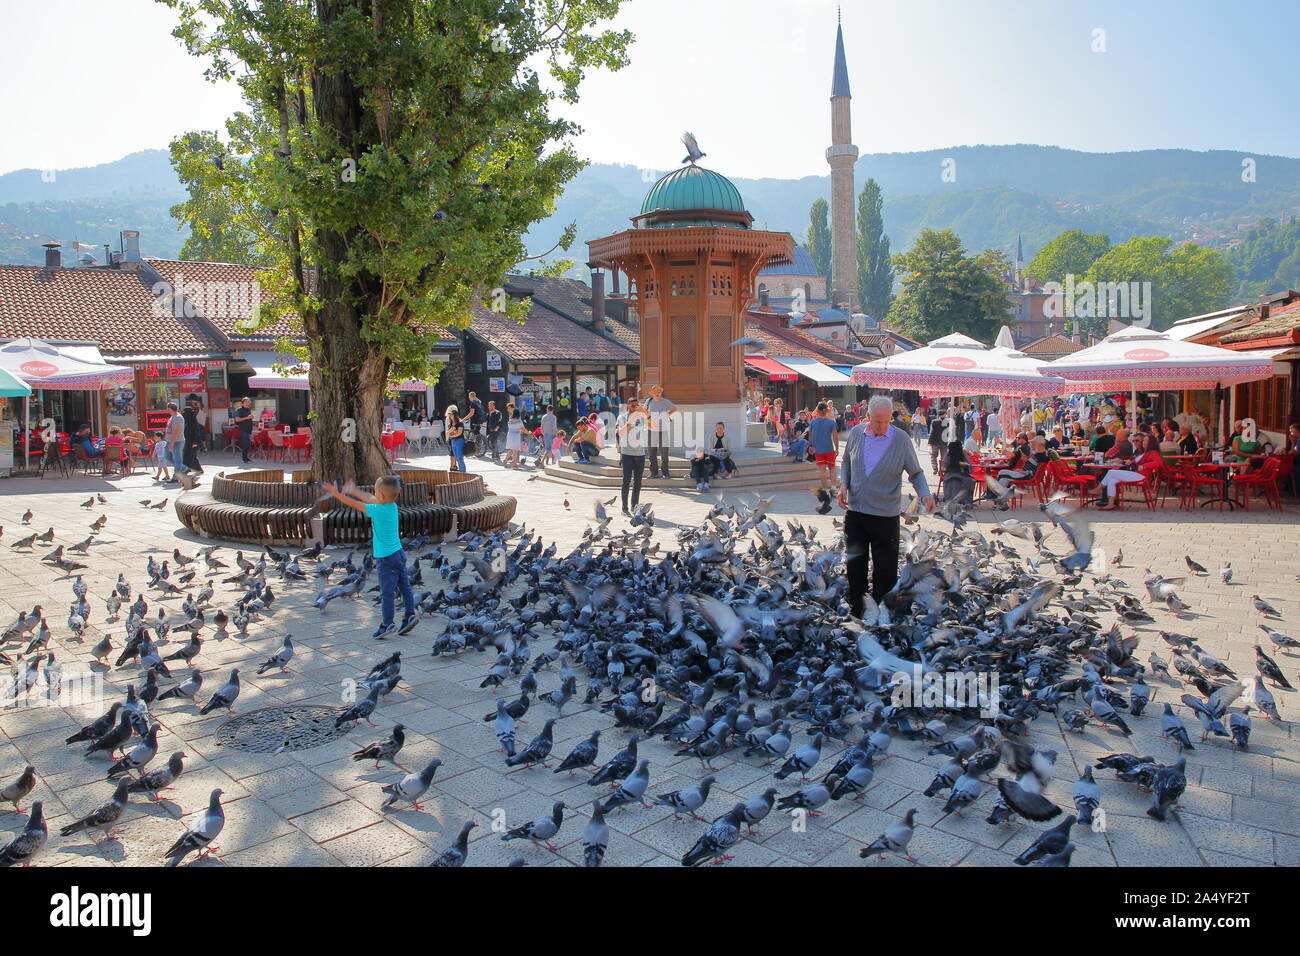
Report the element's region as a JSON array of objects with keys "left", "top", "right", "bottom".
[{"left": 174, "top": 468, "right": 516, "bottom": 545}]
